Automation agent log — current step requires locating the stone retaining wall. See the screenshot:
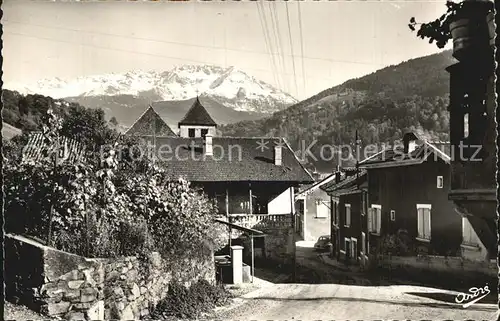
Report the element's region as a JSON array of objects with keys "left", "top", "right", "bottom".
[{"left": 5, "top": 233, "right": 215, "bottom": 320}]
